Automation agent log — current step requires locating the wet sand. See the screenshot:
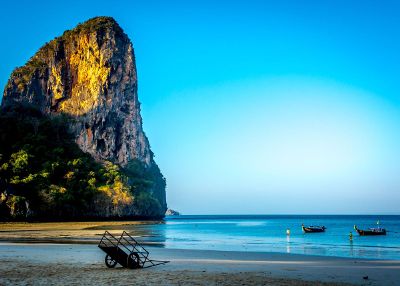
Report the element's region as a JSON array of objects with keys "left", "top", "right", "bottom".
[
  {"left": 0, "top": 221, "right": 161, "bottom": 244},
  {"left": 0, "top": 222, "right": 399, "bottom": 285}
]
